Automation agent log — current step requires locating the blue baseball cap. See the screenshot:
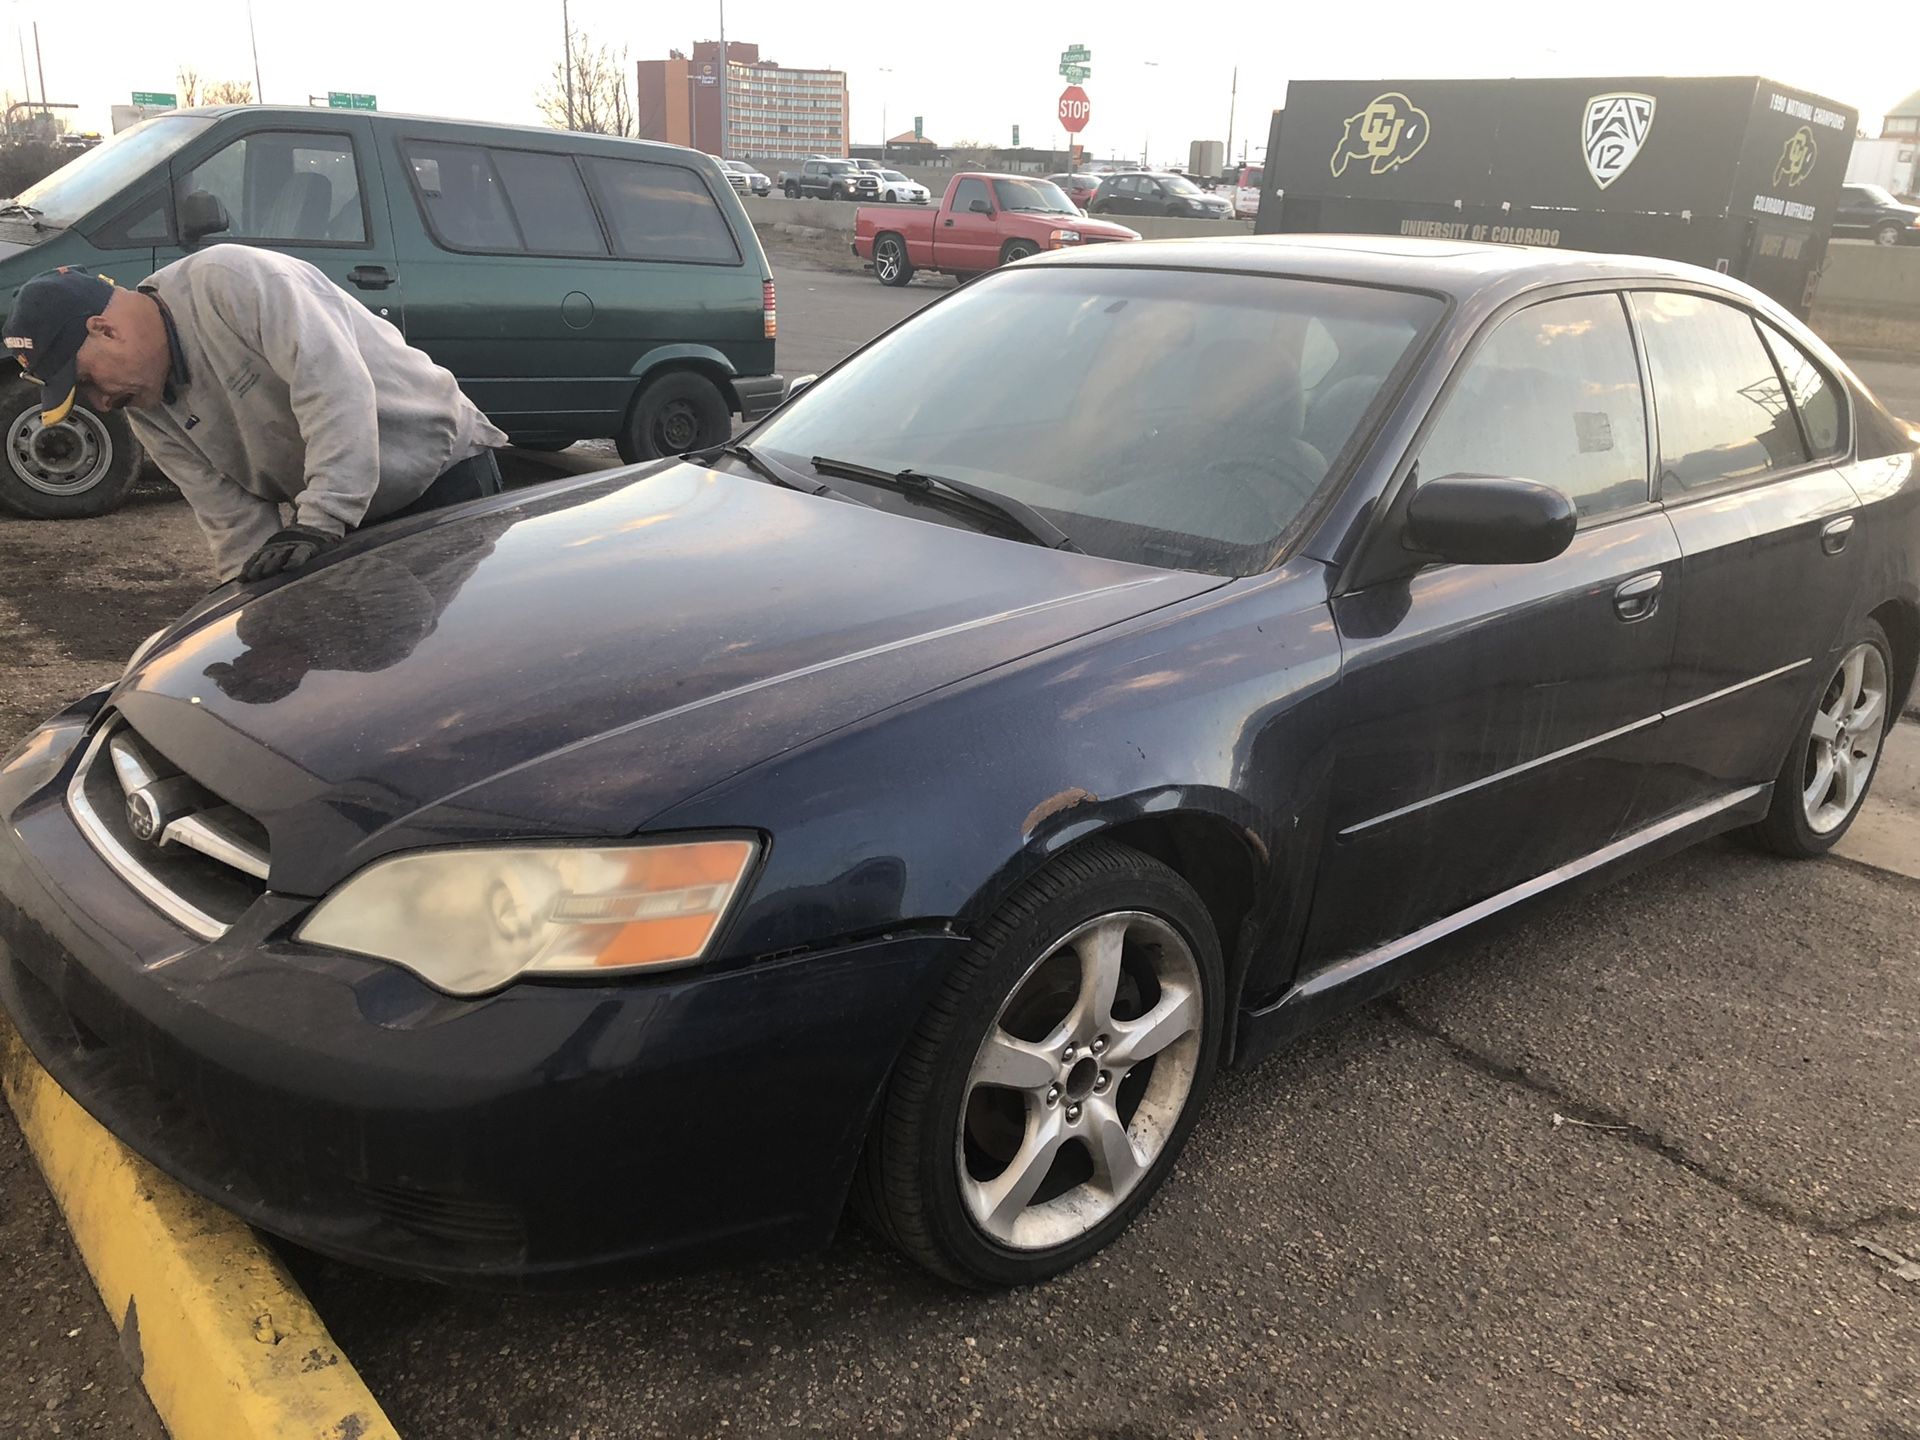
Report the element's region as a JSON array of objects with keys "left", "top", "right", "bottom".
[{"left": 3, "top": 266, "right": 119, "bottom": 422}]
